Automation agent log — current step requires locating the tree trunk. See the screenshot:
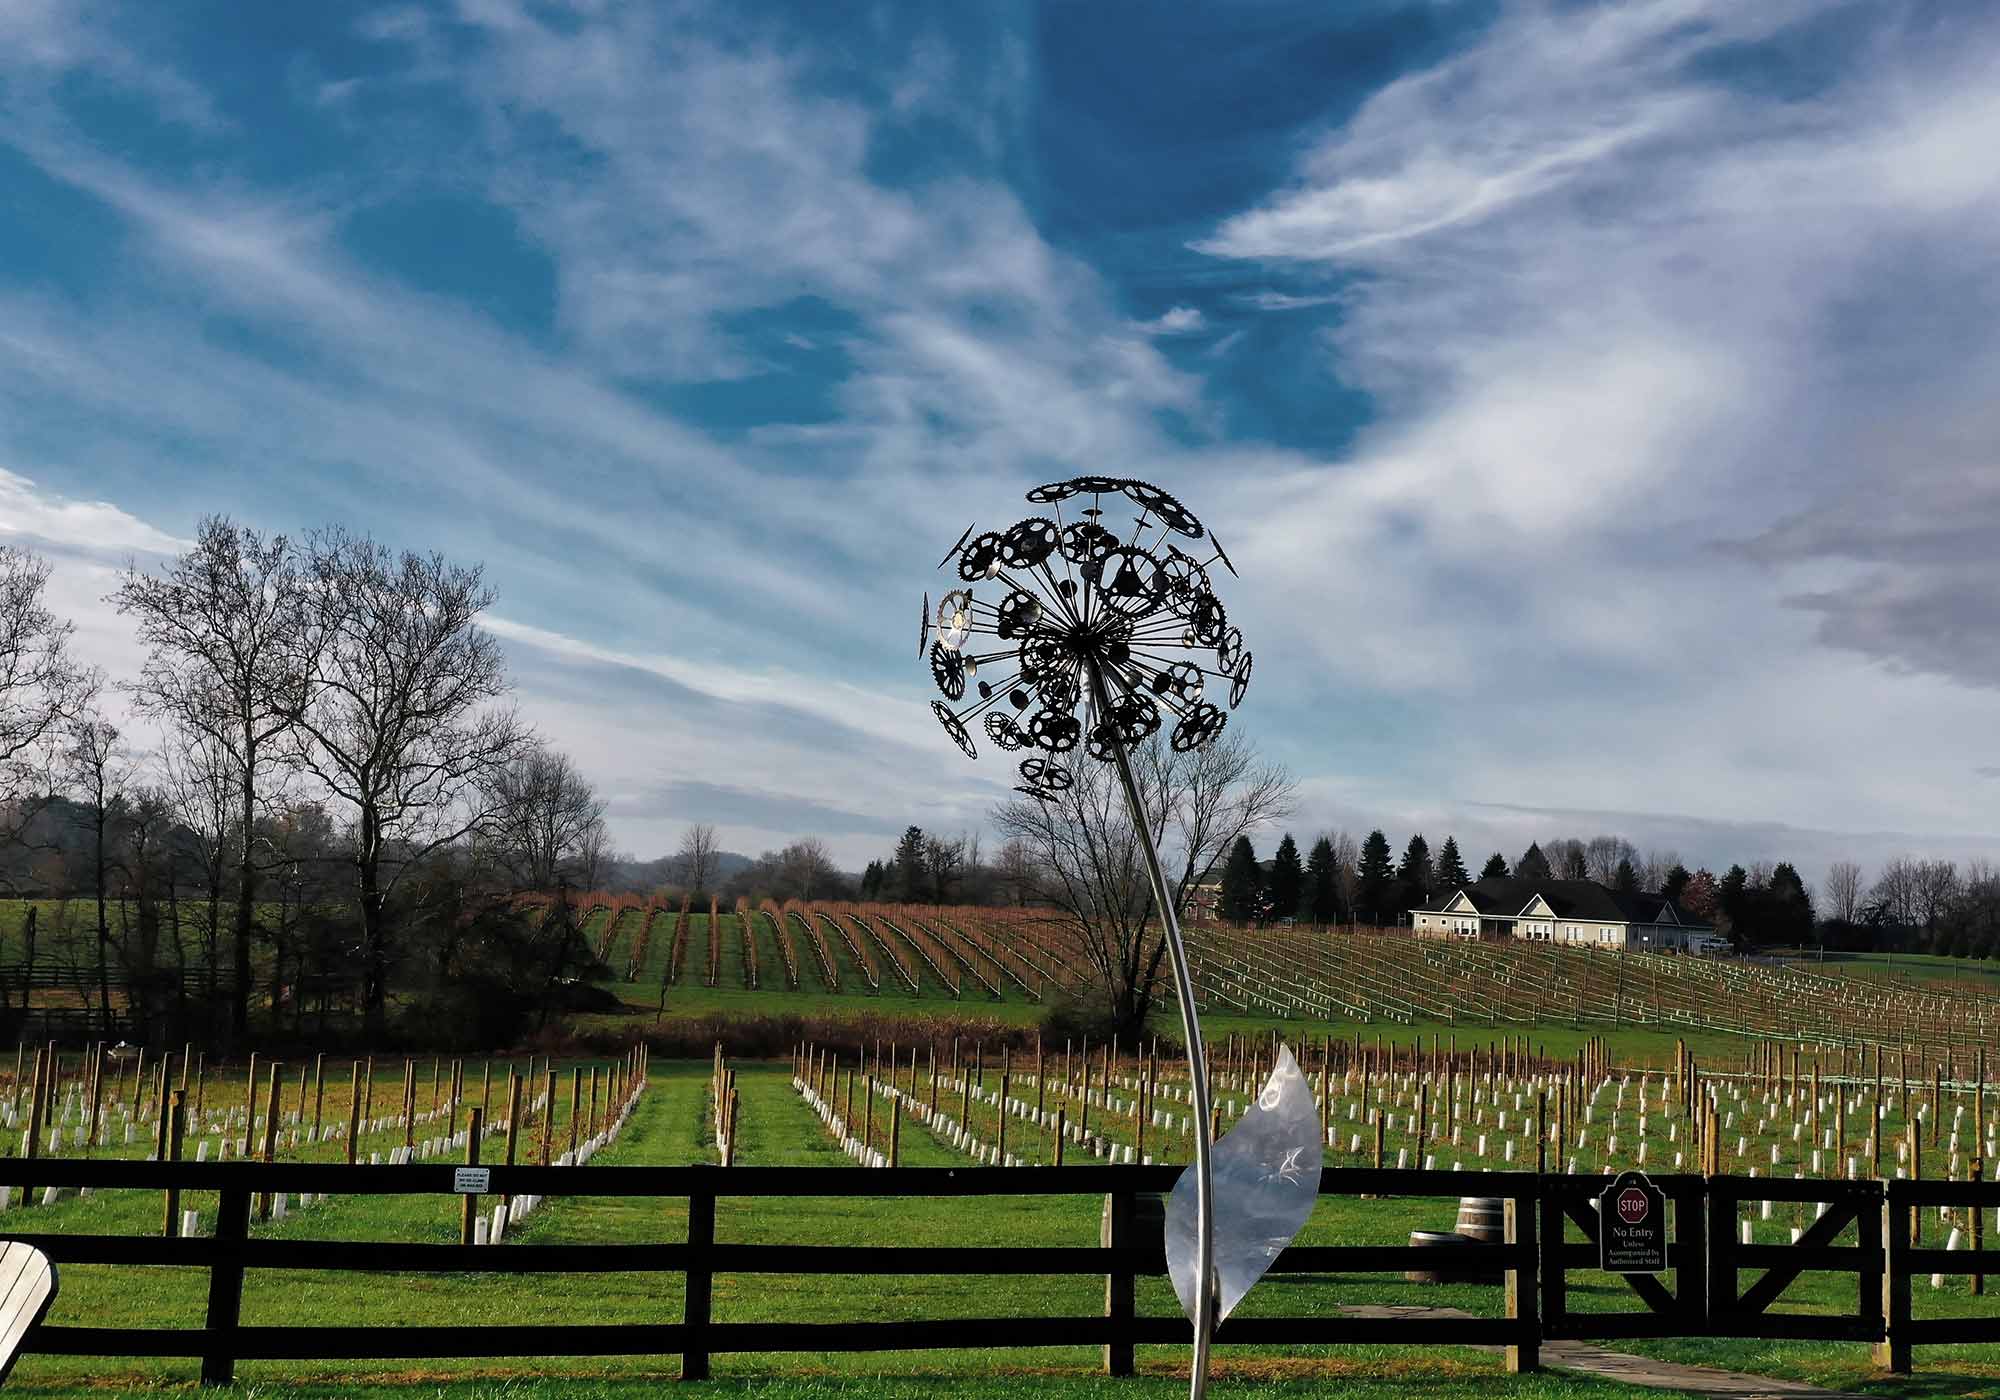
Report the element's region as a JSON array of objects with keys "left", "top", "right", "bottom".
[
  {"left": 233, "top": 753, "right": 257, "bottom": 1043},
  {"left": 359, "top": 808, "right": 389, "bottom": 1040},
  {"left": 94, "top": 808, "right": 112, "bottom": 1036}
]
